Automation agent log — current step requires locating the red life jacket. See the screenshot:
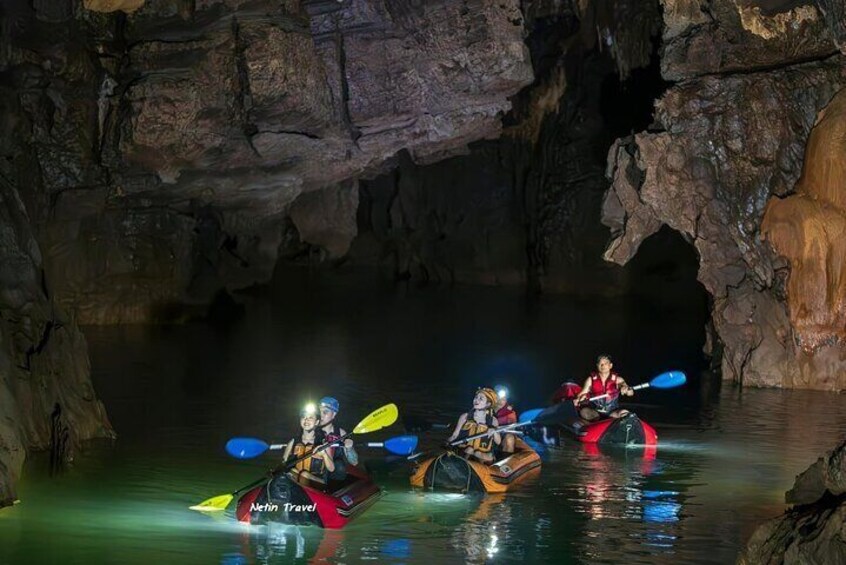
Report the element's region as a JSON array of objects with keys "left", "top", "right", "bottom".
[
  {"left": 553, "top": 382, "right": 582, "bottom": 403},
  {"left": 589, "top": 372, "right": 620, "bottom": 397},
  {"left": 496, "top": 405, "right": 517, "bottom": 426}
]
